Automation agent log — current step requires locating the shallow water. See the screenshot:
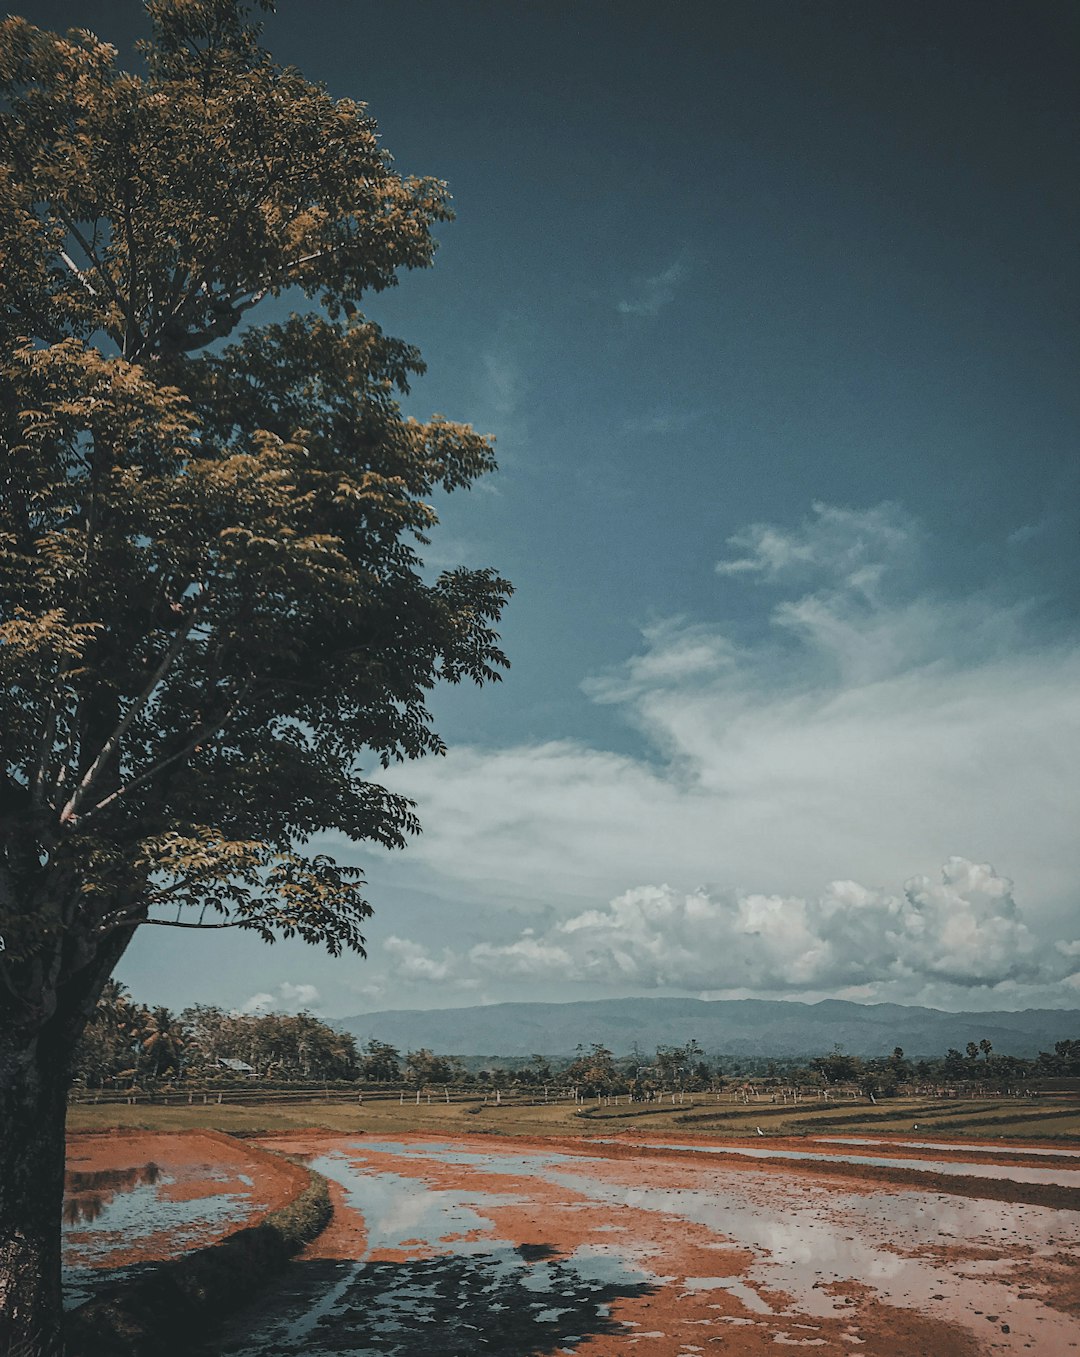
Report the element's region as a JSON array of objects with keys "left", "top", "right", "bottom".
[
  {"left": 605, "top": 1137, "right": 1080, "bottom": 1186},
  {"left": 214, "top": 1142, "right": 657, "bottom": 1355},
  {"left": 814, "top": 1135, "right": 1080, "bottom": 1158},
  {"left": 215, "top": 1135, "right": 1080, "bottom": 1356},
  {"left": 62, "top": 1156, "right": 255, "bottom": 1309}
]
